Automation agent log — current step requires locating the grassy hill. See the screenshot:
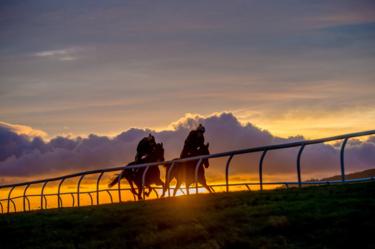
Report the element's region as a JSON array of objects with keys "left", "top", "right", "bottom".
[
  {"left": 1, "top": 182, "right": 374, "bottom": 249},
  {"left": 322, "top": 168, "right": 375, "bottom": 181}
]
